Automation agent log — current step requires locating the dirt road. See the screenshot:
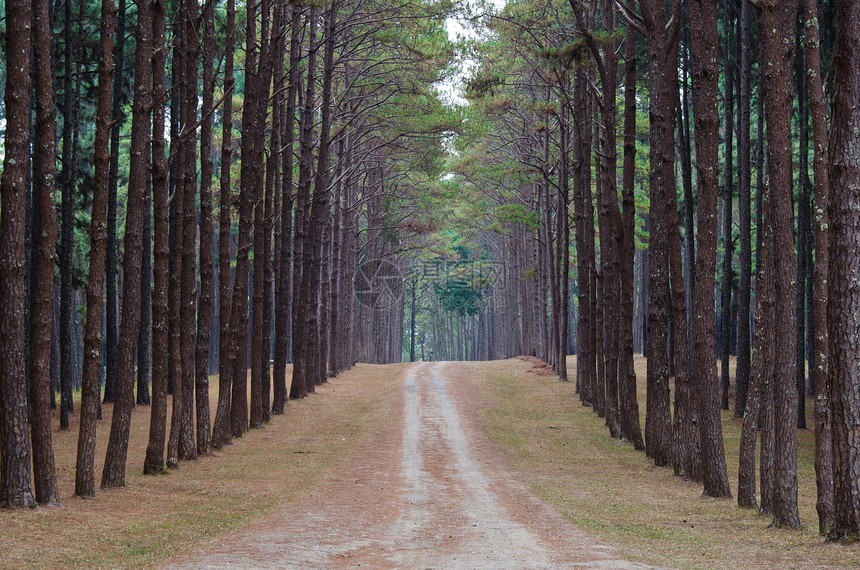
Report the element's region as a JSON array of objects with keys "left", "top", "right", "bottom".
[{"left": 165, "top": 362, "right": 649, "bottom": 568}]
